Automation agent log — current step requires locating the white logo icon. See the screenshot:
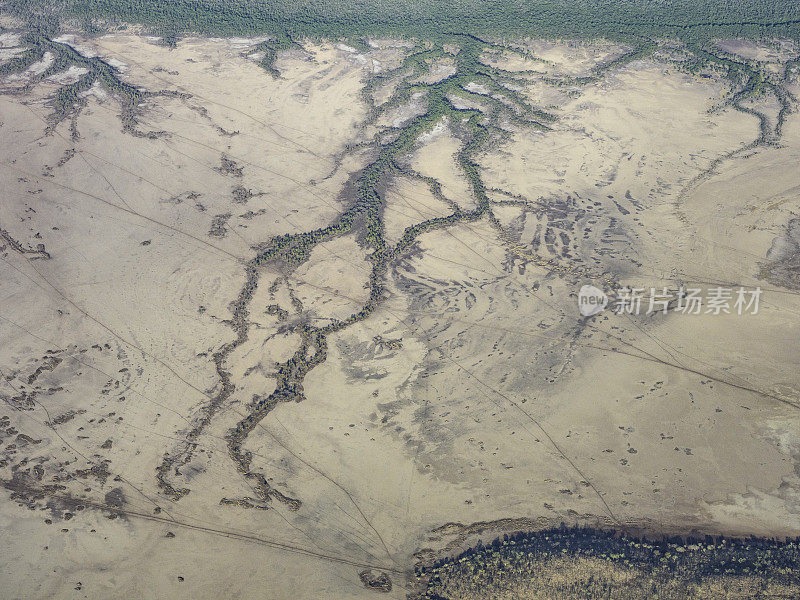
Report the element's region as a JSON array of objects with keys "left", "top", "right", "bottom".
[{"left": 578, "top": 285, "right": 608, "bottom": 317}]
